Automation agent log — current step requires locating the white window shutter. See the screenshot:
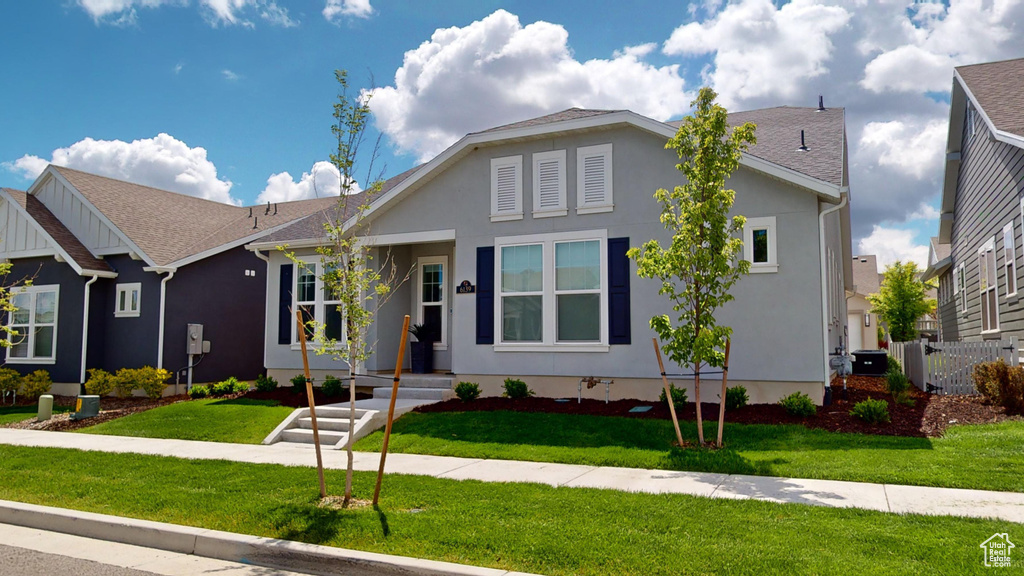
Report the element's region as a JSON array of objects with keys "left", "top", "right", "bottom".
[
  {"left": 490, "top": 156, "right": 523, "bottom": 221},
  {"left": 576, "top": 144, "right": 613, "bottom": 214},
  {"left": 495, "top": 165, "right": 517, "bottom": 211},
  {"left": 532, "top": 150, "right": 566, "bottom": 217}
]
